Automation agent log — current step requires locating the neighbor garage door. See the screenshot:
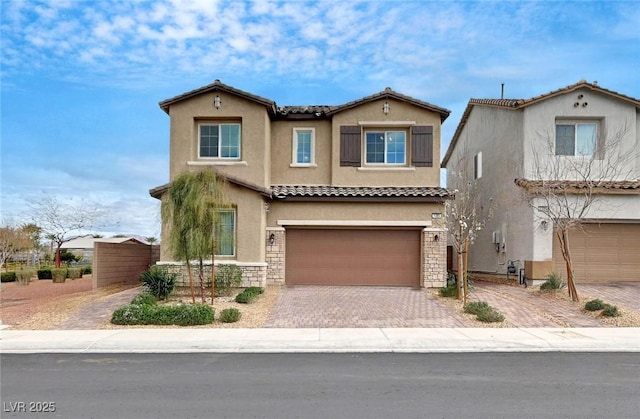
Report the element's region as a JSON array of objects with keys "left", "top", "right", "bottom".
[
  {"left": 553, "top": 223, "right": 640, "bottom": 283},
  {"left": 286, "top": 228, "right": 421, "bottom": 286}
]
